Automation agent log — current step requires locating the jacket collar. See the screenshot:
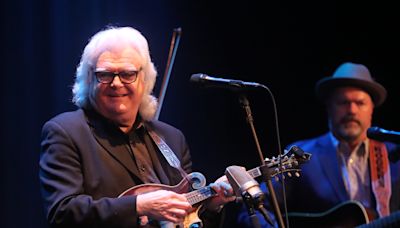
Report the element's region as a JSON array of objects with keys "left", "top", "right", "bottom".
[
  {"left": 84, "top": 107, "right": 144, "bottom": 183},
  {"left": 316, "top": 133, "right": 349, "bottom": 201}
]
